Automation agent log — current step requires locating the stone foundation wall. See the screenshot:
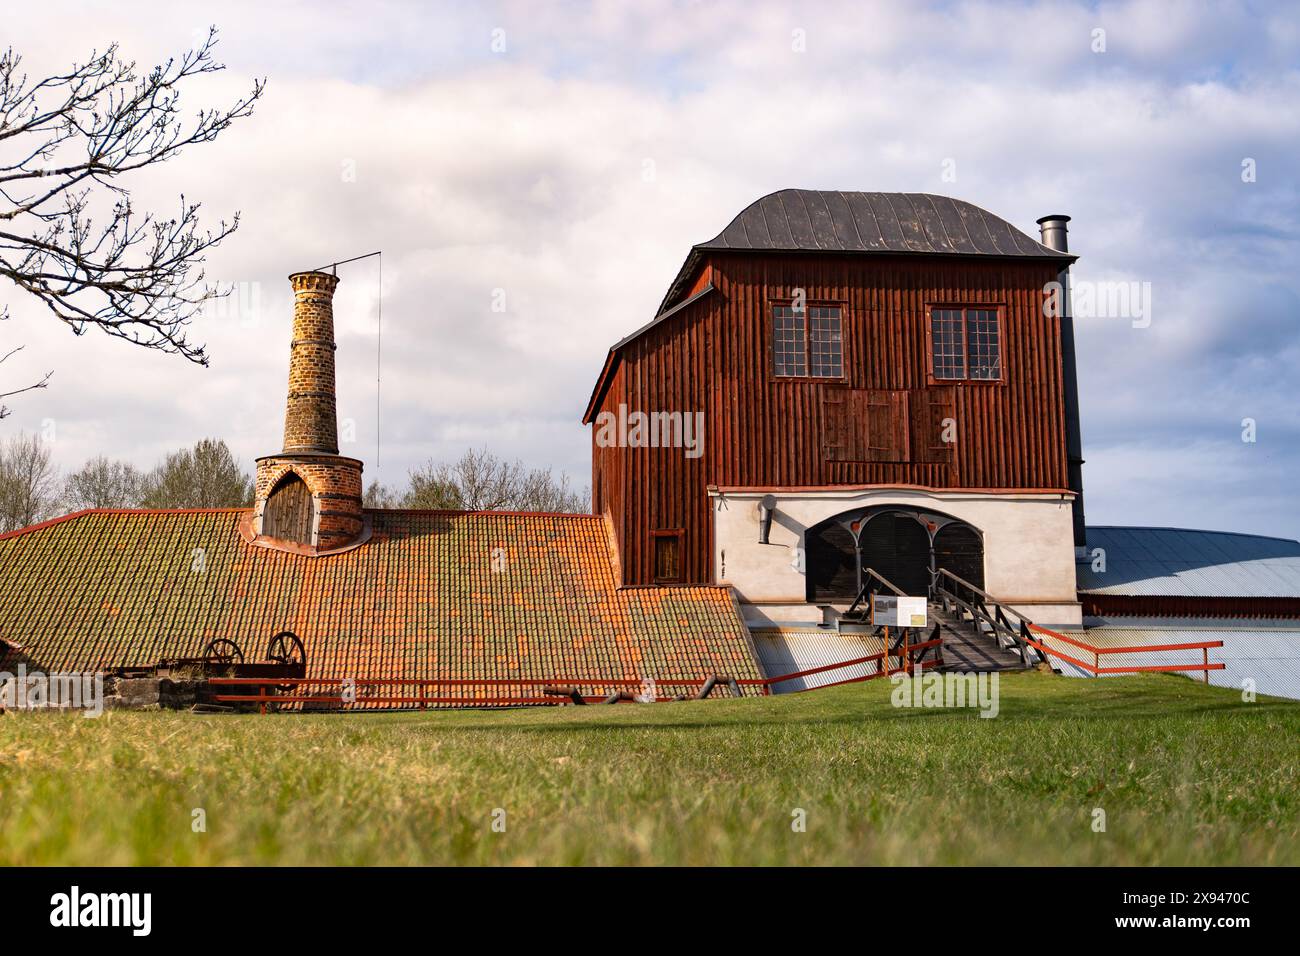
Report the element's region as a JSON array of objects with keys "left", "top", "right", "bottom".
[{"left": 105, "top": 676, "right": 205, "bottom": 710}]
